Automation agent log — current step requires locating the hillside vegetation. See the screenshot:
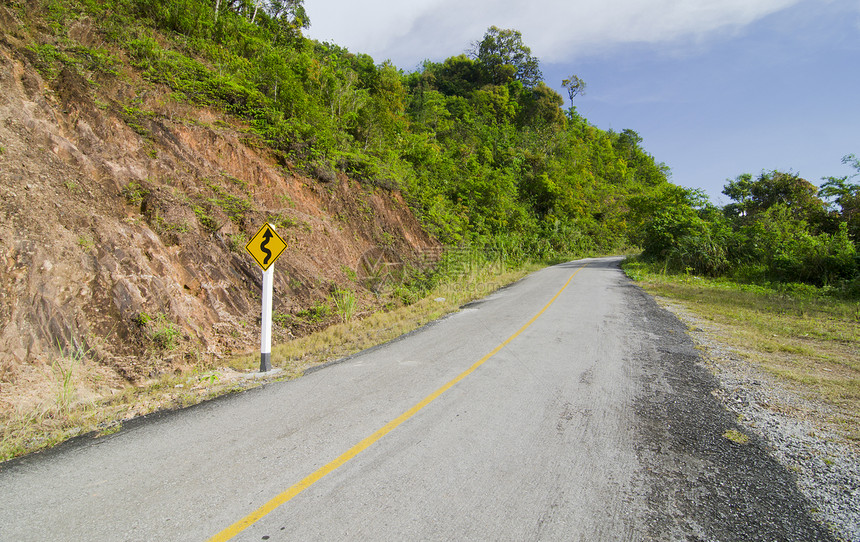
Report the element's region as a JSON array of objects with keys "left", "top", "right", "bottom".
[
  {"left": 629, "top": 165, "right": 860, "bottom": 295},
  {"left": 18, "top": 0, "right": 671, "bottom": 256},
  {"left": 0, "top": 0, "right": 674, "bottom": 458},
  {"left": 61, "top": 0, "right": 858, "bottom": 288},
  {"left": 1, "top": 0, "right": 857, "bottom": 459}
]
